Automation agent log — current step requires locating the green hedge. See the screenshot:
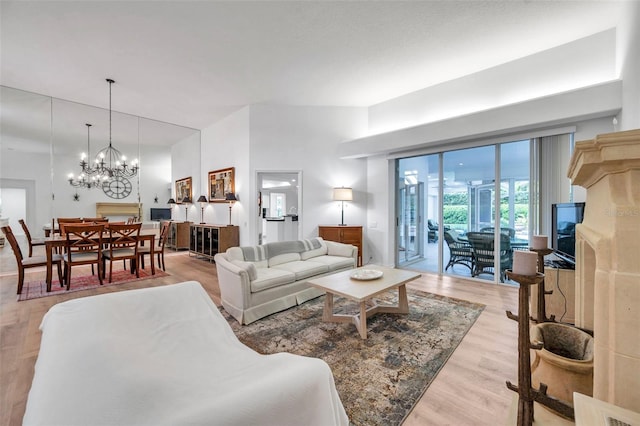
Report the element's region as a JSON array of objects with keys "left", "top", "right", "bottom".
[{"left": 443, "top": 204, "right": 528, "bottom": 226}]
